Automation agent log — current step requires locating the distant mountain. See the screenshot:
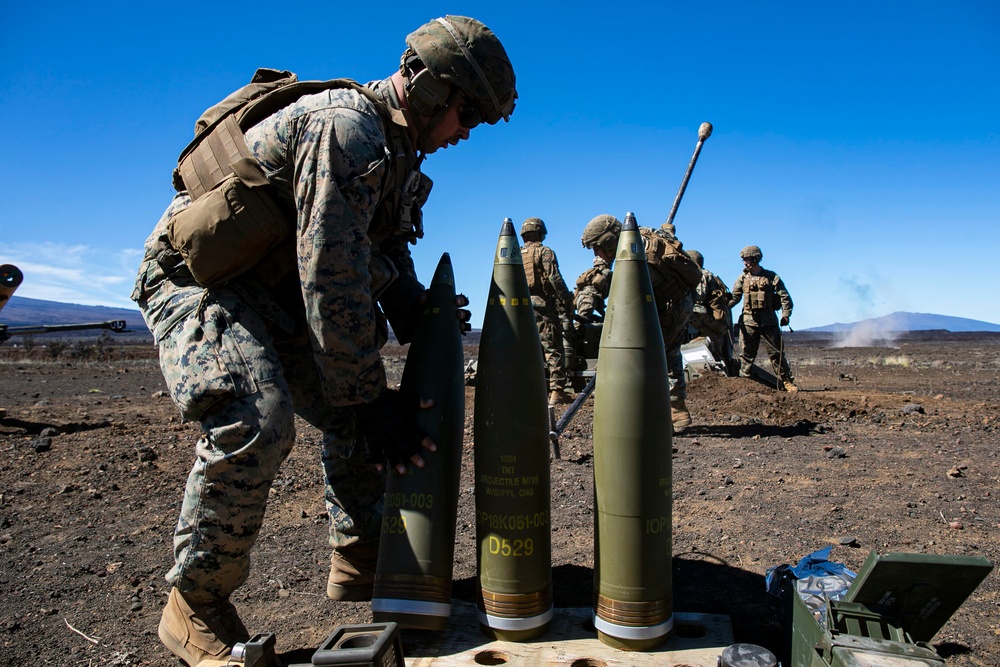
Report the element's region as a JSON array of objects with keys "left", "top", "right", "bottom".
[
  {"left": 806, "top": 311, "right": 1000, "bottom": 333},
  {"left": 1, "top": 296, "right": 150, "bottom": 339}
]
